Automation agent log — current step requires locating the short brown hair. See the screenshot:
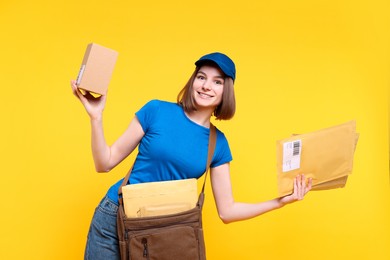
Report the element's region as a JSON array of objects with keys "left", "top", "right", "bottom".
[{"left": 177, "top": 66, "right": 236, "bottom": 120}]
